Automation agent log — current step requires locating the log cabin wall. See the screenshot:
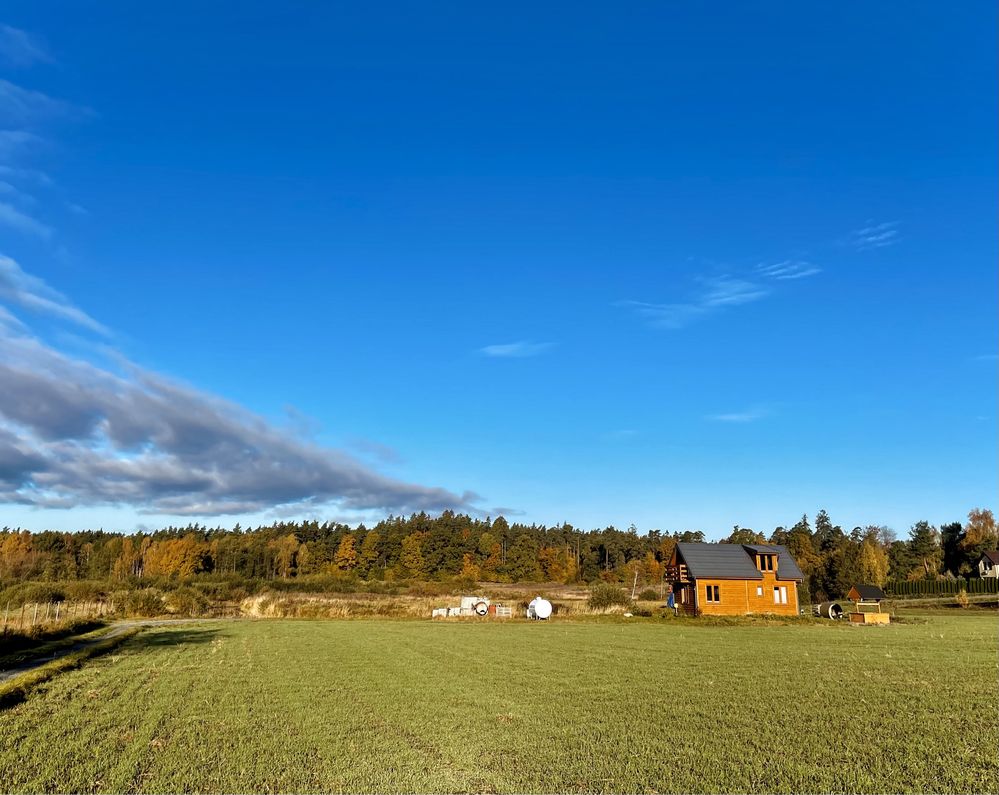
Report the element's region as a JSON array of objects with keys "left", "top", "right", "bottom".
[{"left": 694, "top": 578, "right": 750, "bottom": 616}]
